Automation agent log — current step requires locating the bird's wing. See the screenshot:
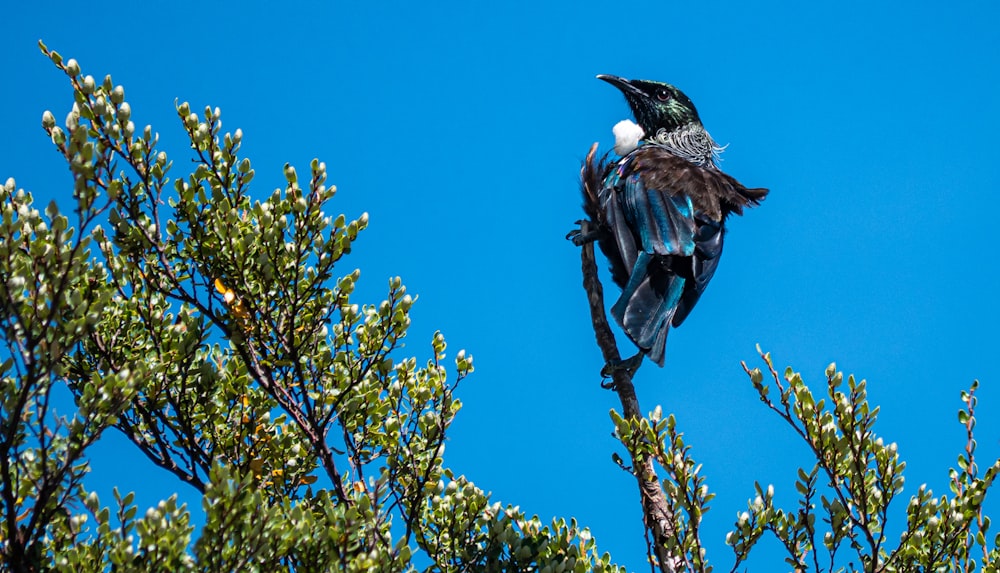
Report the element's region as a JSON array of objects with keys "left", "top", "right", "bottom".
[
  {"left": 618, "top": 169, "right": 697, "bottom": 258},
  {"left": 672, "top": 216, "right": 723, "bottom": 327},
  {"left": 603, "top": 155, "right": 700, "bottom": 366},
  {"left": 581, "top": 150, "right": 634, "bottom": 289},
  {"left": 589, "top": 145, "right": 768, "bottom": 365}
]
